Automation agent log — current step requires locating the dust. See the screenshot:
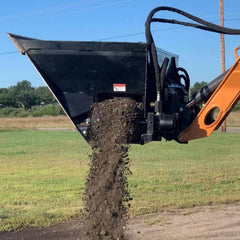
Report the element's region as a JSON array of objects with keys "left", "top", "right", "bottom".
[{"left": 83, "top": 98, "right": 137, "bottom": 240}]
